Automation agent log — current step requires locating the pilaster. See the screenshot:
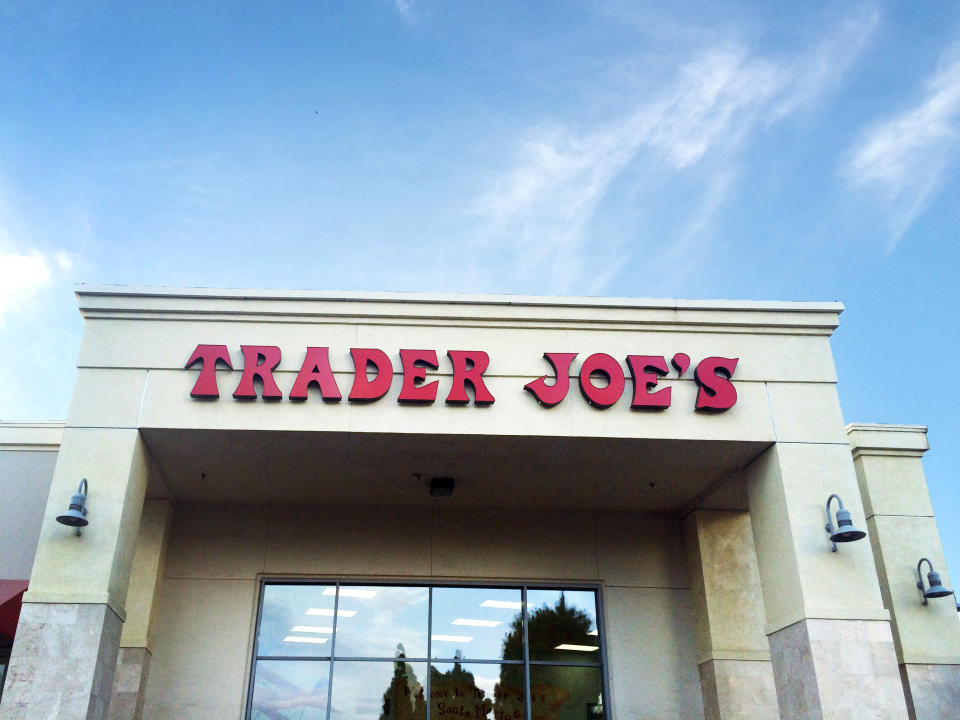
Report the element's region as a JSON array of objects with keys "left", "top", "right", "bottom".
[
  {"left": 684, "top": 509, "right": 779, "bottom": 719},
  {"left": 745, "top": 442, "right": 908, "bottom": 719},
  {"left": 107, "top": 499, "right": 172, "bottom": 720},
  {"left": 847, "top": 424, "right": 960, "bottom": 720},
  {"left": 0, "top": 428, "right": 149, "bottom": 720}
]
